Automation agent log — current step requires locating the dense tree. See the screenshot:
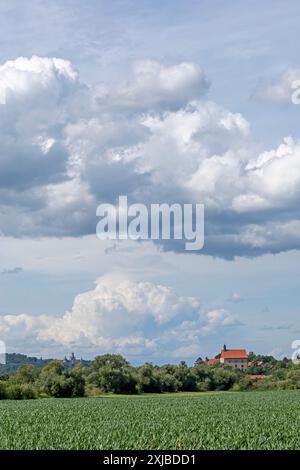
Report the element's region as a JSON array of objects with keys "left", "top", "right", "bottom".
[
  {"left": 4, "top": 383, "right": 36, "bottom": 400},
  {"left": 88, "top": 366, "right": 136, "bottom": 394},
  {"left": 88, "top": 354, "right": 136, "bottom": 394},
  {"left": 192, "top": 364, "right": 213, "bottom": 391},
  {"left": 174, "top": 362, "right": 197, "bottom": 391},
  {"left": 90, "top": 354, "right": 129, "bottom": 370},
  {"left": 210, "top": 367, "right": 240, "bottom": 391},
  {"left": 13, "top": 365, "right": 39, "bottom": 385},
  {"left": 157, "top": 365, "right": 179, "bottom": 392},
  {"left": 65, "top": 365, "right": 86, "bottom": 397},
  {"left": 194, "top": 357, "right": 203, "bottom": 366},
  {"left": 0, "top": 353, "right": 299, "bottom": 400},
  {"left": 37, "top": 360, "right": 85, "bottom": 398},
  {"left": 136, "top": 363, "right": 162, "bottom": 393}
]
